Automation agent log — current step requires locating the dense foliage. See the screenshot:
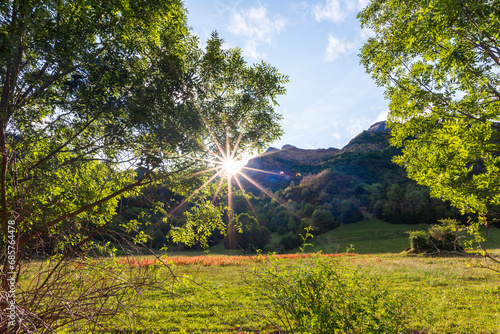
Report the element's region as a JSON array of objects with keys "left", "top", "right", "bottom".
[
  {"left": 0, "top": 0, "right": 287, "bottom": 330},
  {"left": 256, "top": 255, "right": 415, "bottom": 333},
  {"left": 408, "top": 218, "right": 464, "bottom": 254},
  {"left": 359, "top": 0, "right": 500, "bottom": 222}
]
